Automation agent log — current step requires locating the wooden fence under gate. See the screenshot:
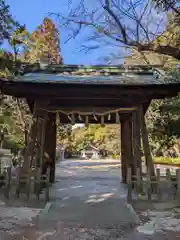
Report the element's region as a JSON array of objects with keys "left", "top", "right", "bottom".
[
  {"left": 0, "top": 166, "right": 50, "bottom": 202},
  {"left": 127, "top": 167, "right": 180, "bottom": 202}
]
